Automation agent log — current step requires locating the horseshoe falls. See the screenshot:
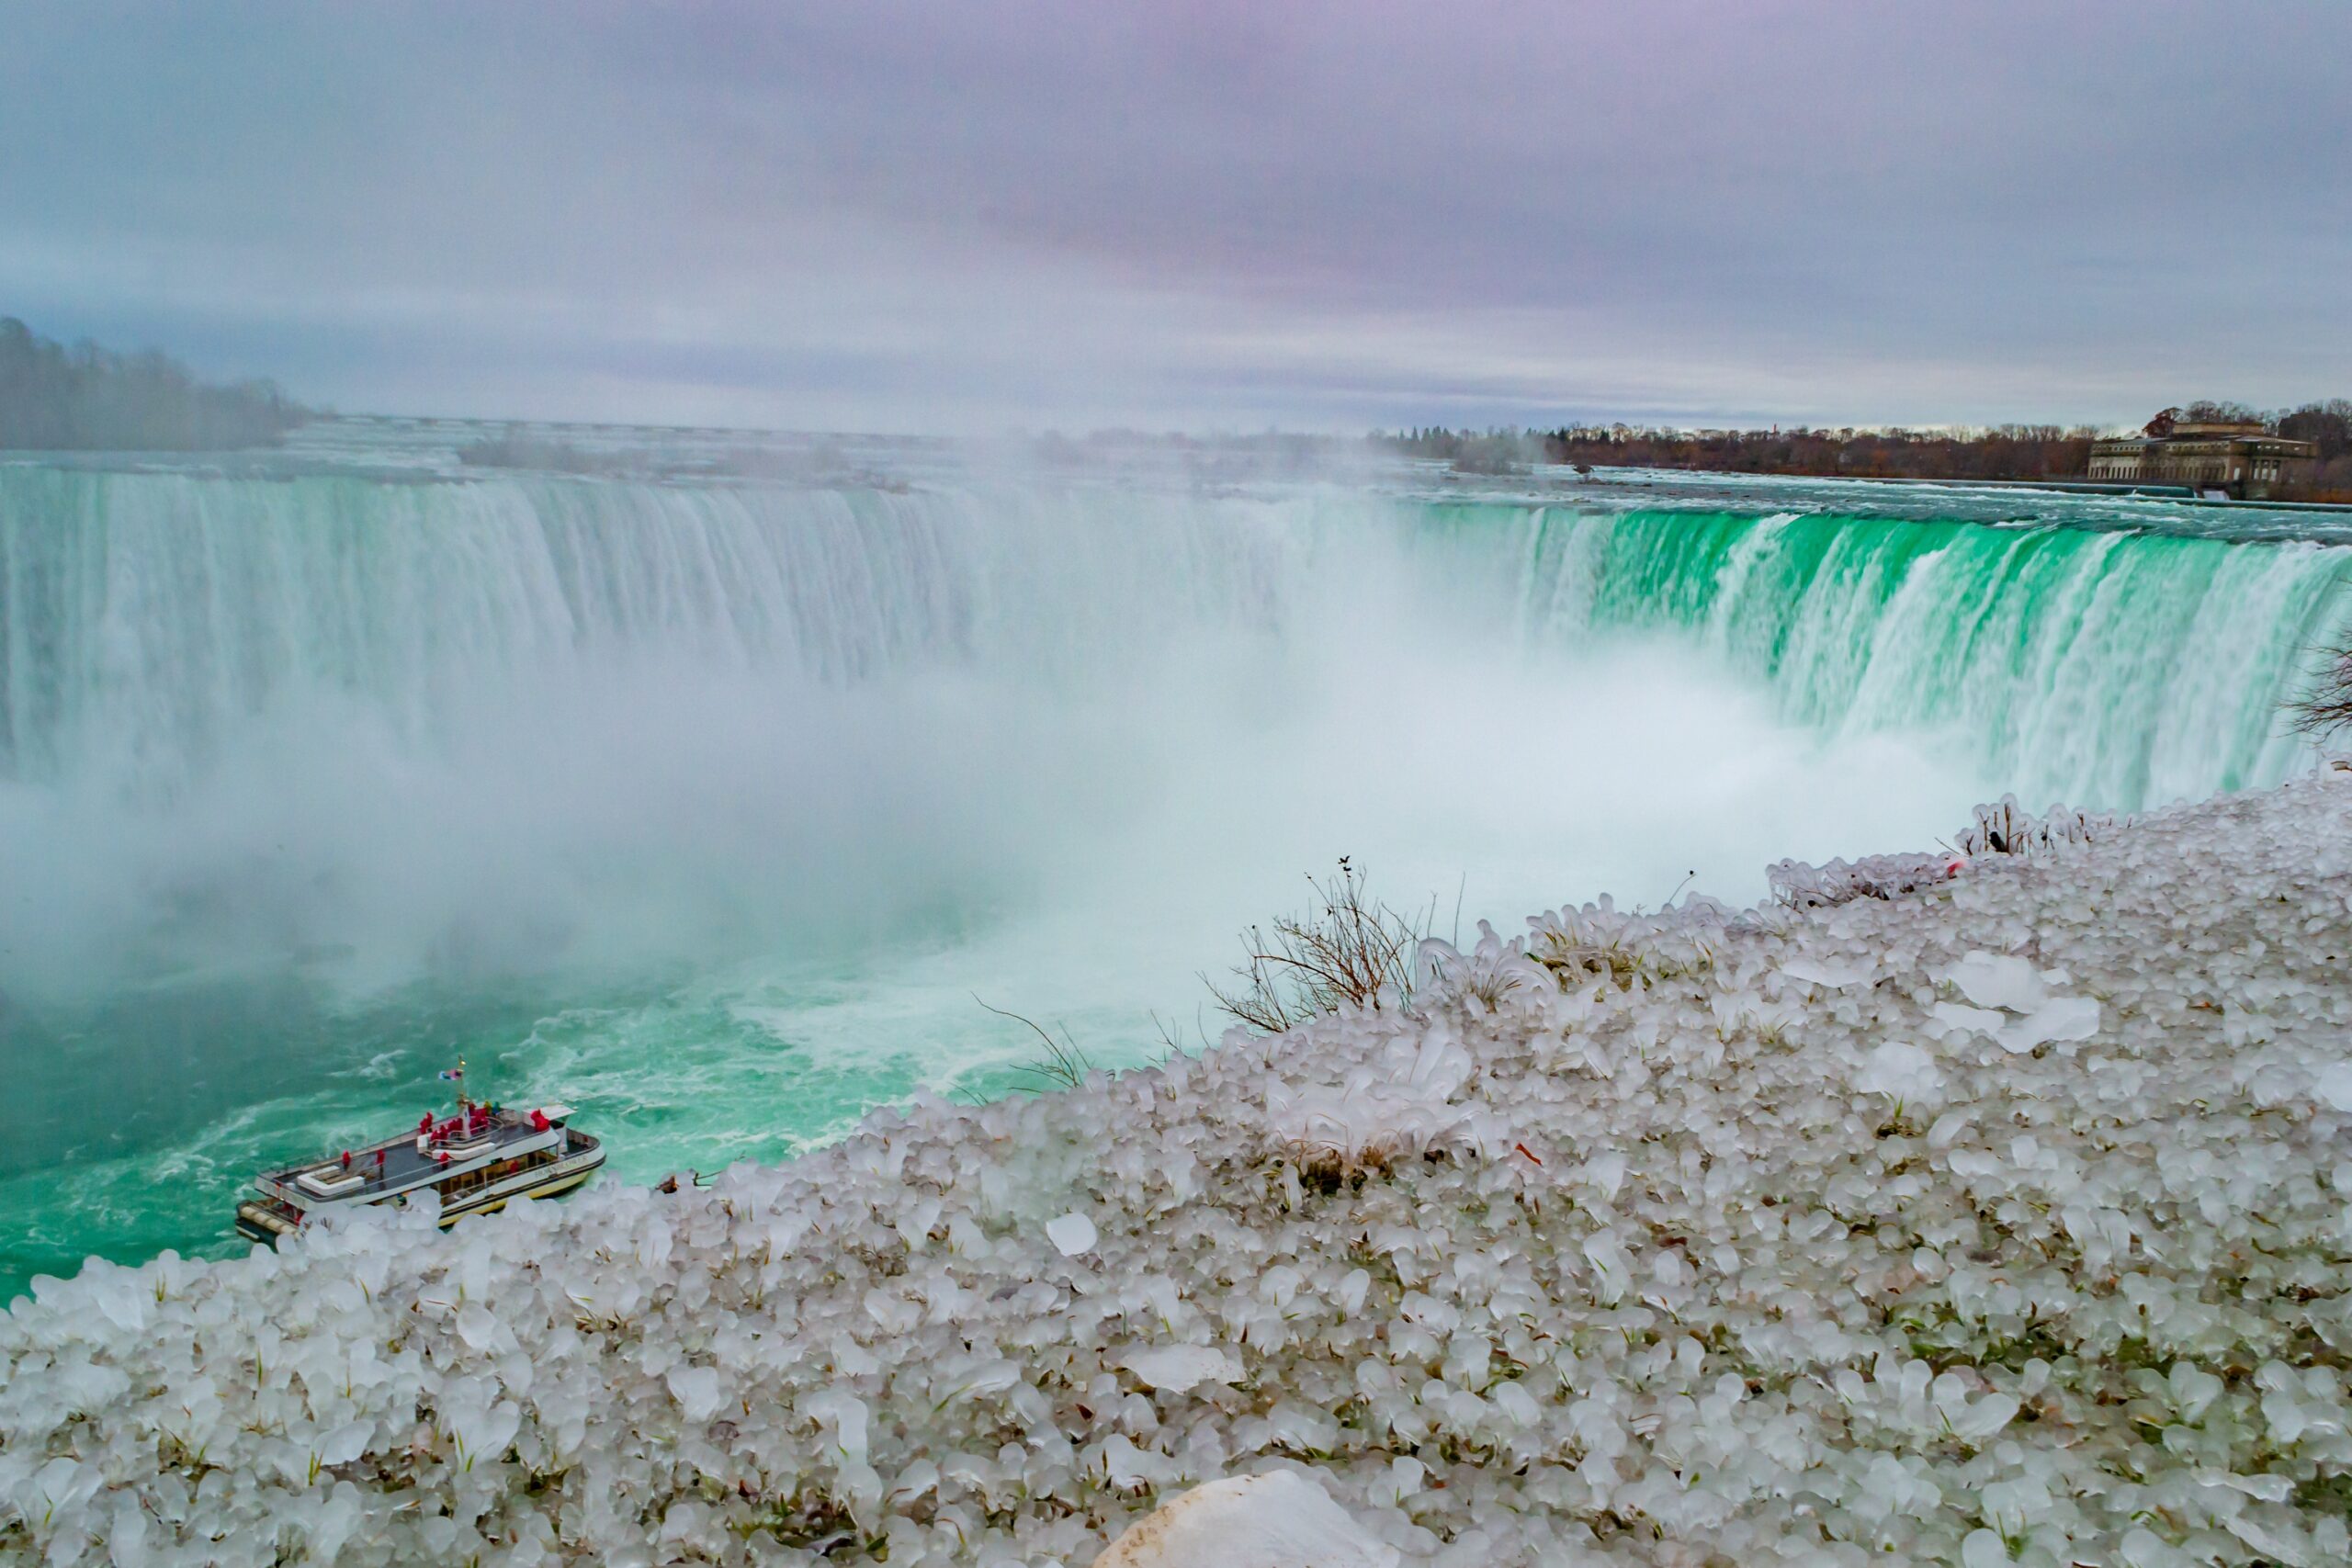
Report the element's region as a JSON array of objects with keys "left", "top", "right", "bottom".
[
  {"left": 1513, "top": 504, "right": 2341, "bottom": 807},
  {"left": 3, "top": 457, "right": 2347, "bottom": 1293}
]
